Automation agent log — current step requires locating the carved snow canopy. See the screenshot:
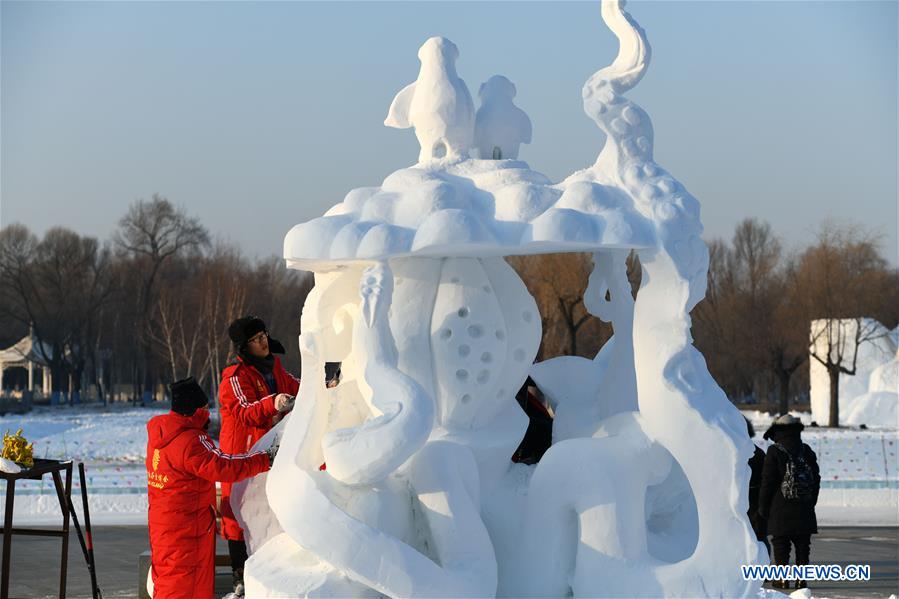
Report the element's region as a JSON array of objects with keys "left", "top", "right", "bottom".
[
  {"left": 281, "top": 146, "right": 657, "bottom": 433},
  {"left": 283, "top": 161, "right": 656, "bottom": 269}
]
